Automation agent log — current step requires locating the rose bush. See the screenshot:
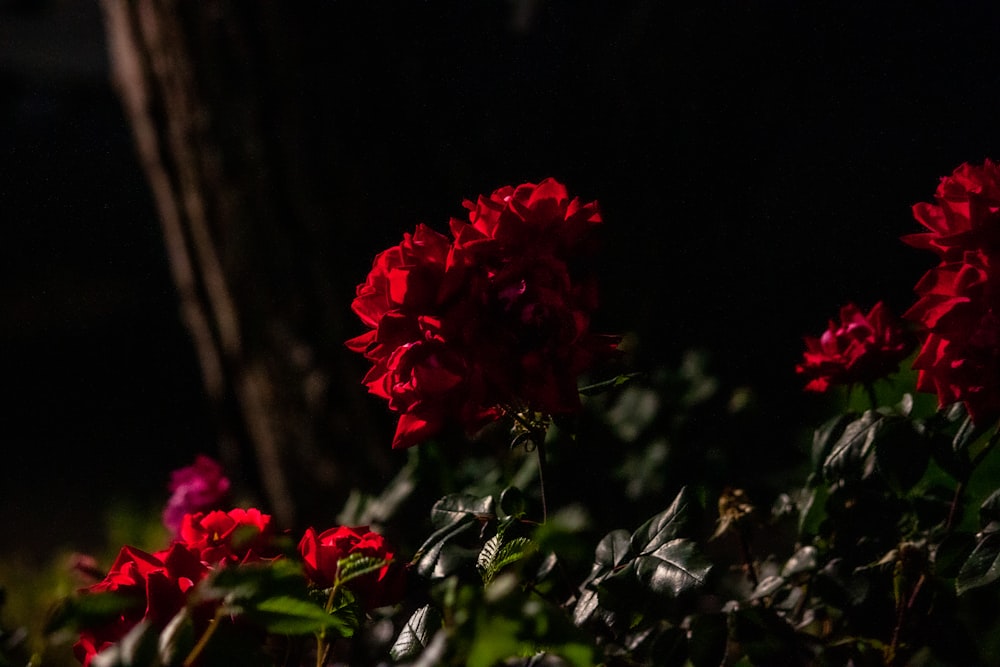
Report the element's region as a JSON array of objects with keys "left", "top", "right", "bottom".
[{"left": 36, "top": 167, "right": 1000, "bottom": 667}]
